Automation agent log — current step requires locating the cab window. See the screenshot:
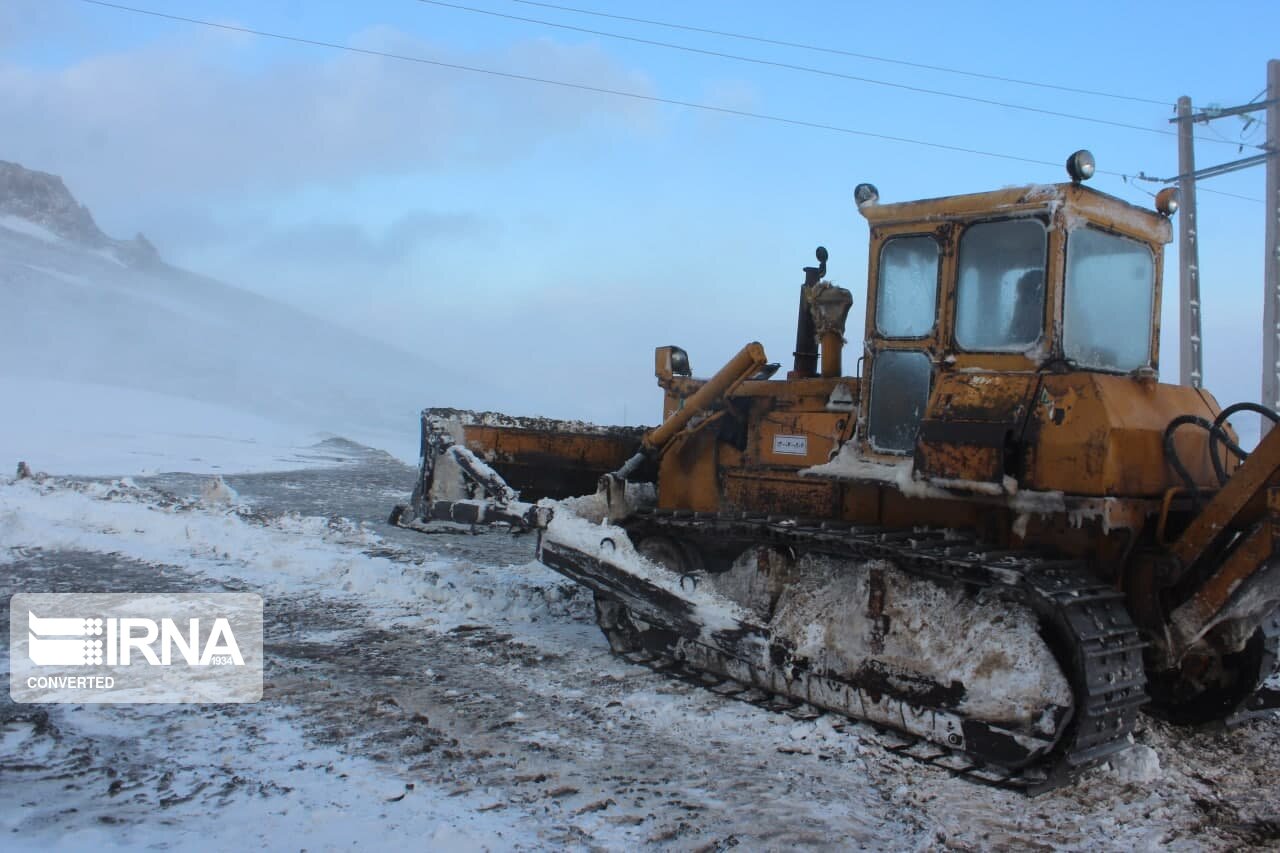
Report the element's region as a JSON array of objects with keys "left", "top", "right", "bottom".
[
  {"left": 955, "top": 219, "right": 1047, "bottom": 352},
  {"left": 1064, "top": 227, "right": 1154, "bottom": 372},
  {"left": 867, "top": 350, "right": 932, "bottom": 453},
  {"left": 876, "top": 236, "right": 938, "bottom": 338}
]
